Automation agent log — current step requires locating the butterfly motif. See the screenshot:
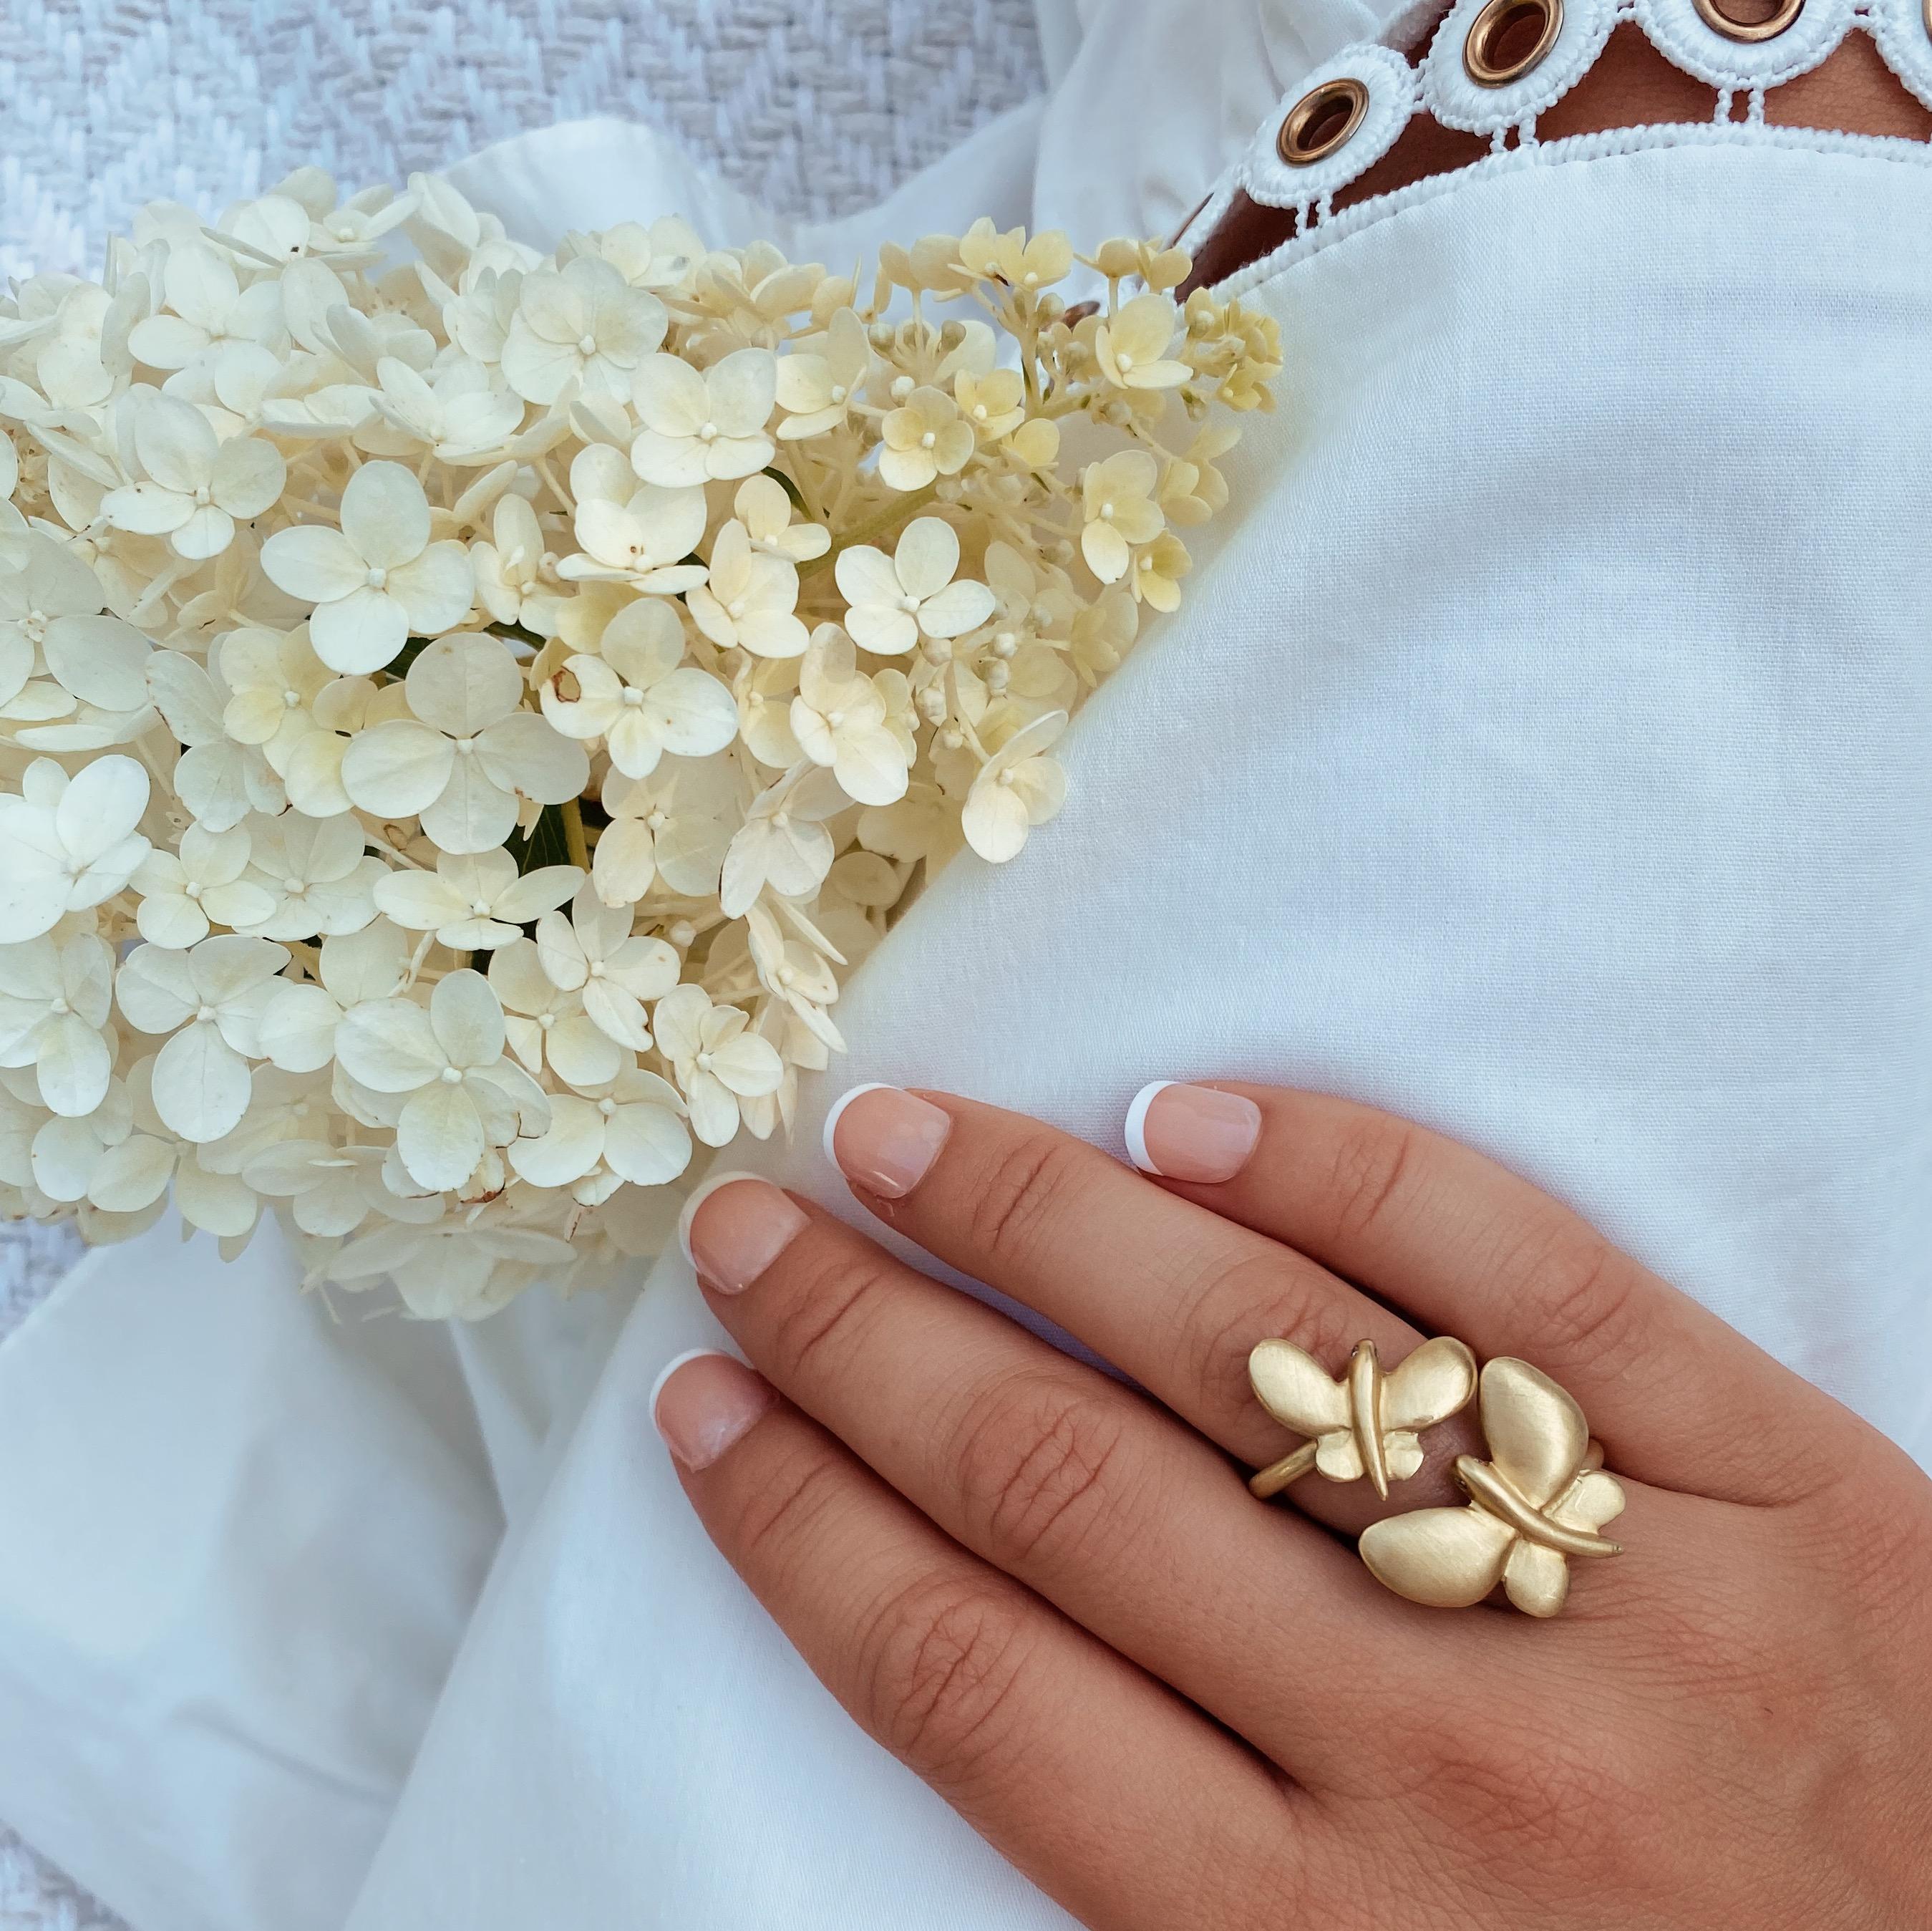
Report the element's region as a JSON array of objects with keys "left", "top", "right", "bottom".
[
  {"left": 1247, "top": 1335, "right": 1477, "bottom": 1500},
  {"left": 1356, "top": 1356, "right": 1626, "bottom": 1617}
]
